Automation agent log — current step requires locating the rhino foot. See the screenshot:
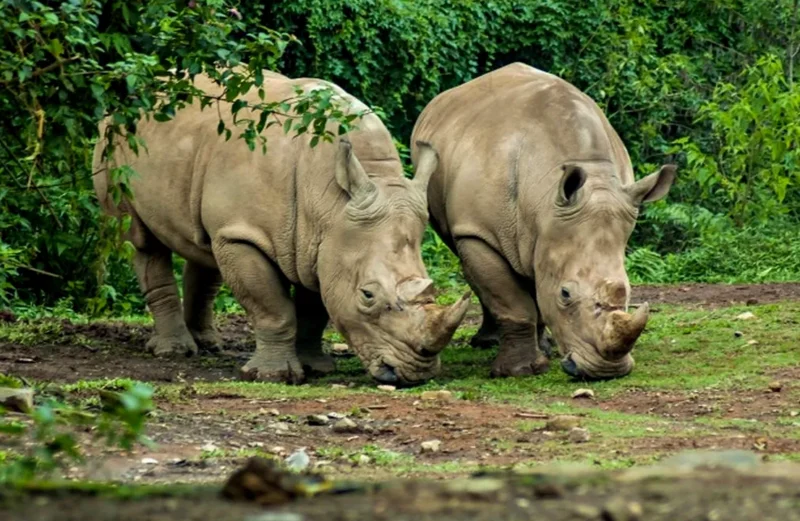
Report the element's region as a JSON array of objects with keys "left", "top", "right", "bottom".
[
  {"left": 299, "top": 353, "right": 336, "bottom": 376},
  {"left": 470, "top": 331, "right": 500, "bottom": 349},
  {"left": 239, "top": 357, "right": 306, "bottom": 384},
  {"left": 189, "top": 328, "right": 223, "bottom": 354},
  {"left": 147, "top": 333, "right": 199, "bottom": 357},
  {"left": 490, "top": 351, "right": 550, "bottom": 378}
]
